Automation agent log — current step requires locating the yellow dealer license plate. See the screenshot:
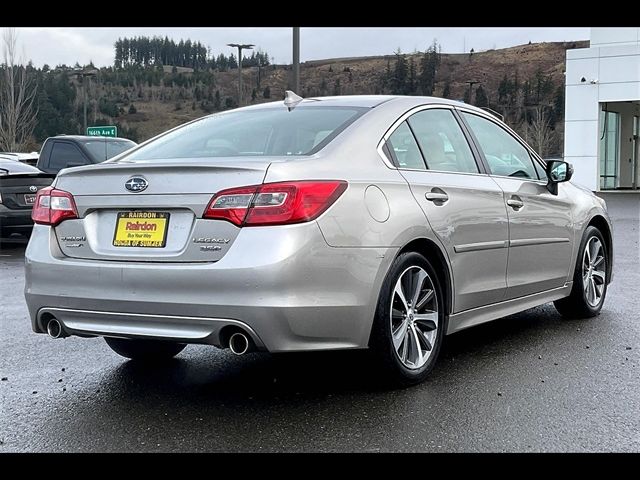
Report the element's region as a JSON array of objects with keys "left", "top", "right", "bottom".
[{"left": 112, "top": 212, "right": 170, "bottom": 248}]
